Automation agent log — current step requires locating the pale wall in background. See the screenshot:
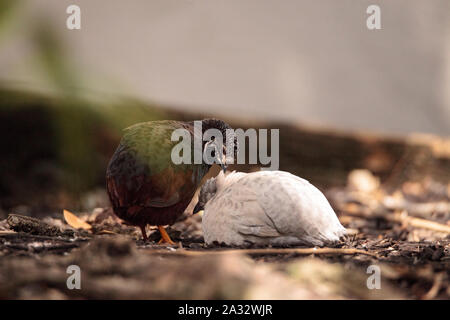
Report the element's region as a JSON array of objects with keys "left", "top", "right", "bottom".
[{"left": 1, "top": 0, "right": 449, "bottom": 135}]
